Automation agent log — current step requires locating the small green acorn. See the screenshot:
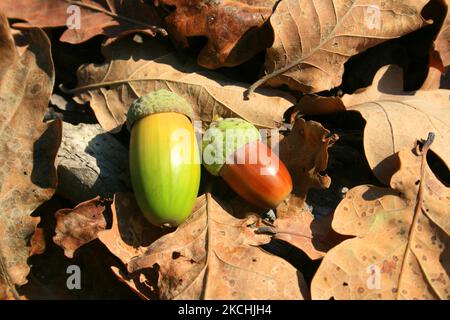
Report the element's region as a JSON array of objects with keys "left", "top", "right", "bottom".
[
  {"left": 202, "top": 118, "right": 292, "bottom": 209},
  {"left": 127, "top": 90, "right": 201, "bottom": 227}
]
